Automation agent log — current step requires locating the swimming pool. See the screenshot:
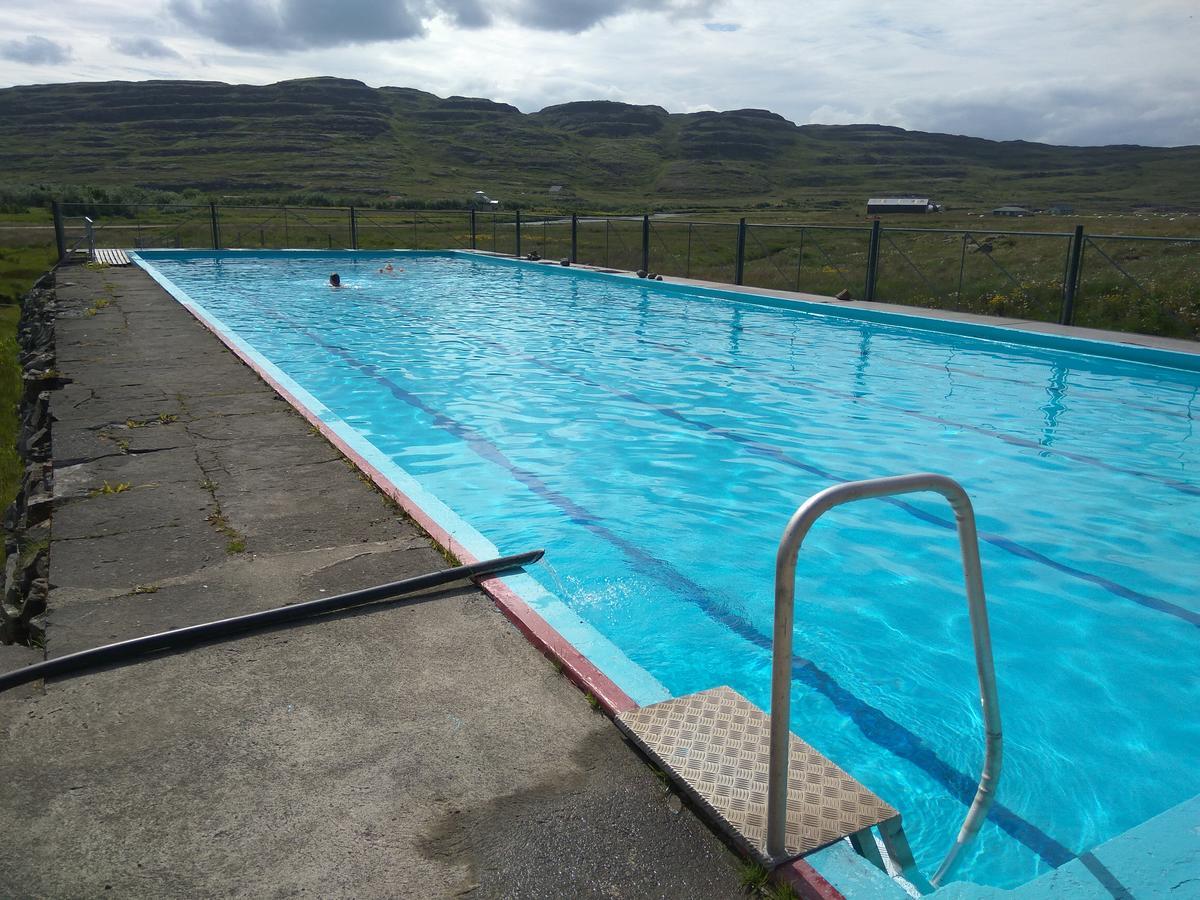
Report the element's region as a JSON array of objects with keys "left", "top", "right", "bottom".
[{"left": 134, "top": 250, "right": 1200, "bottom": 890}]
